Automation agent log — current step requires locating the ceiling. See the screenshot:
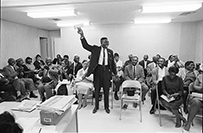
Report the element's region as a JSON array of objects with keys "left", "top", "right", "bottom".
[{"left": 1, "top": 0, "right": 203, "bottom": 30}]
